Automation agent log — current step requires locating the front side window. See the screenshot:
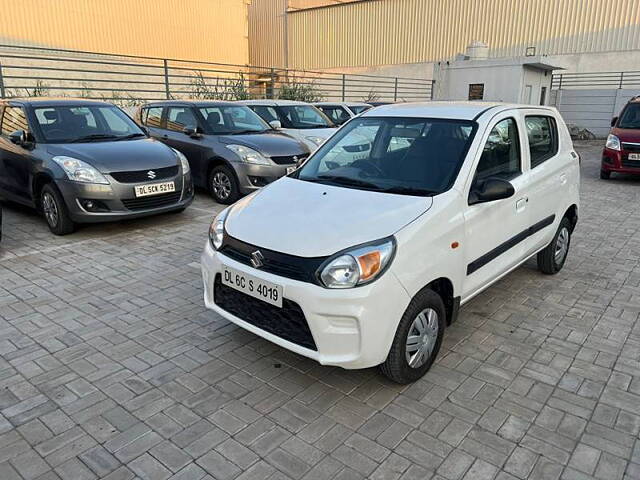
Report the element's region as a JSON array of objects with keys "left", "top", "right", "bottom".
[
  {"left": 349, "top": 105, "right": 371, "bottom": 115},
  {"left": 526, "top": 116, "right": 558, "bottom": 168},
  {"left": 295, "top": 117, "right": 476, "bottom": 196},
  {"left": 199, "top": 106, "right": 269, "bottom": 134},
  {"left": 166, "top": 107, "right": 198, "bottom": 132},
  {"left": 618, "top": 103, "right": 640, "bottom": 129},
  {"left": 33, "top": 105, "right": 144, "bottom": 143},
  {"left": 473, "top": 118, "right": 521, "bottom": 183},
  {"left": 1, "top": 107, "right": 29, "bottom": 135}
]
